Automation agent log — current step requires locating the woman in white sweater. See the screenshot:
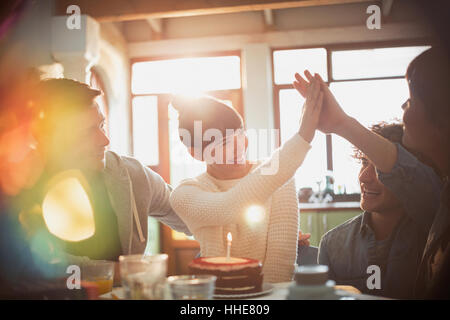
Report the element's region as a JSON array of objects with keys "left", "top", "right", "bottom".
[{"left": 169, "top": 75, "right": 324, "bottom": 283}]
